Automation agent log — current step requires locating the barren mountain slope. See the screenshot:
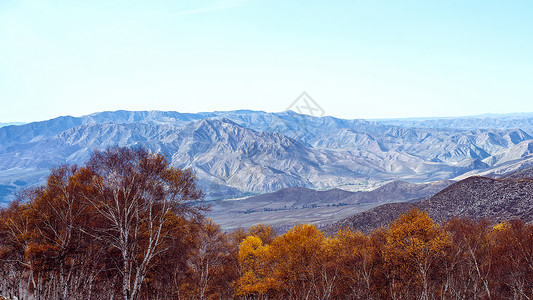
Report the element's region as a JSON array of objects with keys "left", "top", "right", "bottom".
[{"left": 326, "top": 176, "right": 533, "bottom": 234}]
